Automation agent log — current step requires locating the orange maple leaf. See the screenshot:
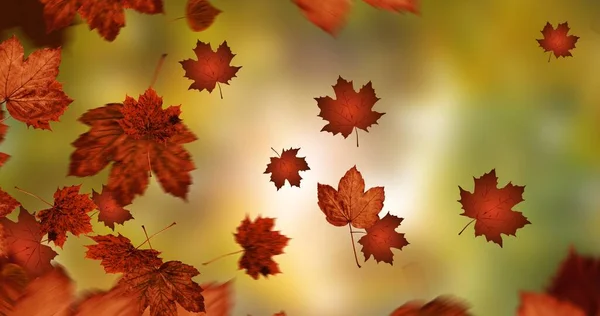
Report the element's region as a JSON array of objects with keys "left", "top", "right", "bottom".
[
  {"left": 537, "top": 22, "right": 579, "bottom": 61},
  {"left": 0, "top": 188, "right": 19, "bottom": 218},
  {"left": 9, "top": 265, "right": 75, "bottom": 315},
  {"left": 73, "top": 285, "right": 139, "bottom": 316},
  {"left": 0, "top": 36, "right": 72, "bottom": 129},
  {"left": 234, "top": 216, "right": 290, "bottom": 279},
  {"left": 0, "top": 262, "right": 29, "bottom": 314},
  {"left": 390, "top": 295, "right": 472, "bottom": 315},
  {"left": 517, "top": 292, "right": 585, "bottom": 316},
  {"left": 180, "top": 41, "right": 241, "bottom": 98},
  {"left": 92, "top": 185, "right": 134, "bottom": 230},
  {"left": 185, "top": 0, "right": 222, "bottom": 32},
  {"left": 142, "top": 281, "right": 233, "bottom": 316},
  {"left": 315, "top": 76, "right": 385, "bottom": 147},
  {"left": 85, "top": 234, "right": 162, "bottom": 274},
  {"left": 457, "top": 169, "right": 531, "bottom": 247},
  {"left": 358, "top": 212, "right": 409, "bottom": 265},
  {"left": 0, "top": 111, "right": 9, "bottom": 167},
  {"left": 264, "top": 148, "right": 310, "bottom": 190}
]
